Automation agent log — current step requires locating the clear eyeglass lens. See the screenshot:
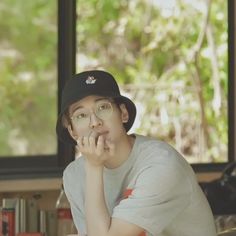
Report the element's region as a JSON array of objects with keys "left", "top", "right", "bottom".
[
  {"left": 73, "top": 110, "right": 90, "bottom": 126},
  {"left": 95, "top": 102, "right": 113, "bottom": 119},
  {"left": 71, "top": 101, "right": 113, "bottom": 127}
]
